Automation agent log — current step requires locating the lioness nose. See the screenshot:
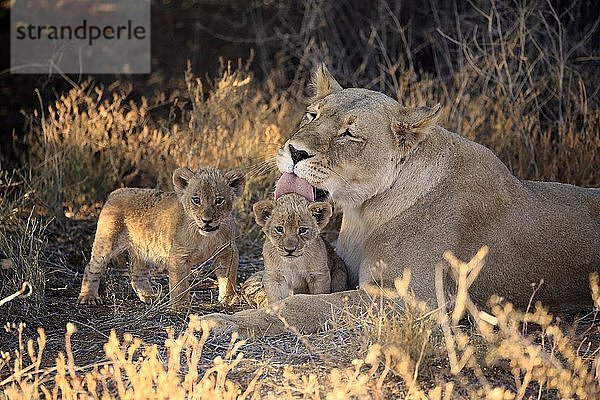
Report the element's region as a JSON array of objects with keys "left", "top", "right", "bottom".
[{"left": 289, "top": 144, "right": 312, "bottom": 165}]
